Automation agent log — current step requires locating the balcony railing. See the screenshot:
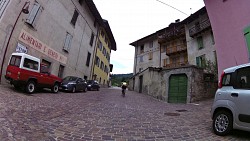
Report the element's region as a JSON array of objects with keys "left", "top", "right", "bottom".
[
  {"left": 189, "top": 19, "right": 211, "bottom": 37},
  {"left": 164, "top": 60, "right": 188, "bottom": 68},
  {"left": 166, "top": 45, "right": 187, "bottom": 55},
  {"left": 158, "top": 27, "right": 185, "bottom": 43}
]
